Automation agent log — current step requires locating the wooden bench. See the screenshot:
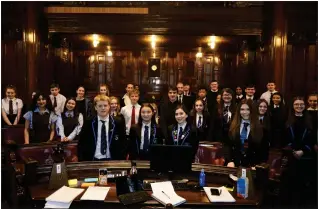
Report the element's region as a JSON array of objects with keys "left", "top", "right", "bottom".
[{"left": 2, "top": 125, "right": 25, "bottom": 145}]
